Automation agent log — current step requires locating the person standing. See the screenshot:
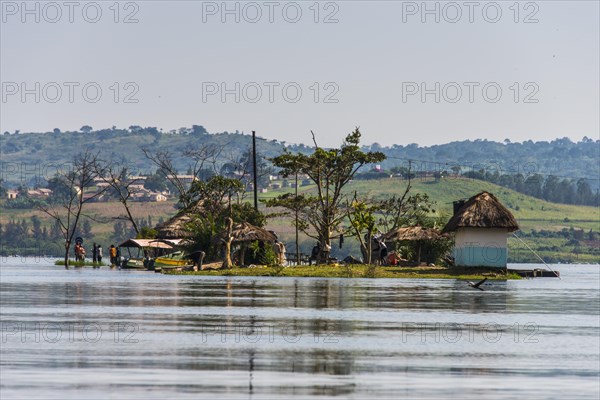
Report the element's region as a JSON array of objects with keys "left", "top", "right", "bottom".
[
  {"left": 92, "top": 243, "right": 98, "bottom": 263},
  {"left": 74, "top": 243, "right": 82, "bottom": 261},
  {"left": 278, "top": 241, "right": 287, "bottom": 266},
  {"left": 379, "top": 240, "right": 388, "bottom": 266},
  {"left": 97, "top": 244, "right": 103, "bottom": 264},
  {"left": 109, "top": 244, "right": 117, "bottom": 266}
]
